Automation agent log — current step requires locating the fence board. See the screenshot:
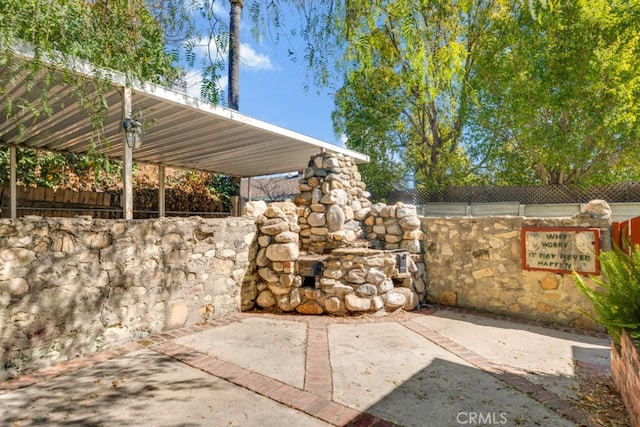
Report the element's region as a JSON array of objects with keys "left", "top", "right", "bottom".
[
  {"left": 0, "top": 186, "right": 227, "bottom": 218},
  {"left": 609, "top": 203, "right": 640, "bottom": 222},
  {"left": 469, "top": 202, "right": 520, "bottom": 216},
  {"left": 420, "top": 203, "right": 468, "bottom": 216}
]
